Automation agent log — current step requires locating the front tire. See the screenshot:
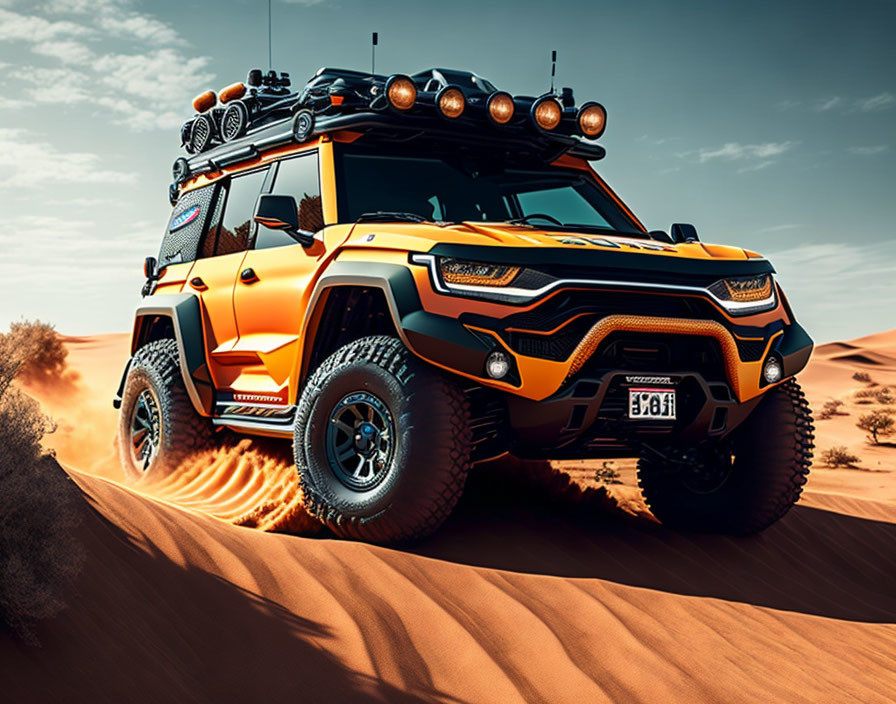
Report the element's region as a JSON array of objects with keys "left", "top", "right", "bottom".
[
  {"left": 118, "top": 339, "right": 212, "bottom": 481},
  {"left": 294, "top": 336, "right": 472, "bottom": 543},
  {"left": 637, "top": 378, "right": 814, "bottom": 535}
]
